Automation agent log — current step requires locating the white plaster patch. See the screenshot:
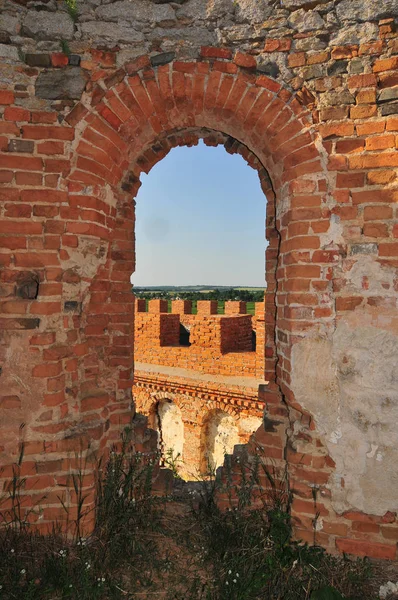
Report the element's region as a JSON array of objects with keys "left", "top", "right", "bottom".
[
  {"left": 158, "top": 400, "right": 184, "bottom": 460},
  {"left": 291, "top": 324, "right": 398, "bottom": 515},
  {"left": 204, "top": 411, "right": 240, "bottom": 471}
]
